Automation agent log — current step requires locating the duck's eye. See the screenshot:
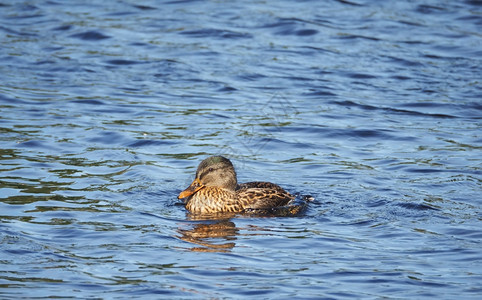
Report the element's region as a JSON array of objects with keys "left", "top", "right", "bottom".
[{"left": 208, "top": 167, "right": 214, "bottom": 173}]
